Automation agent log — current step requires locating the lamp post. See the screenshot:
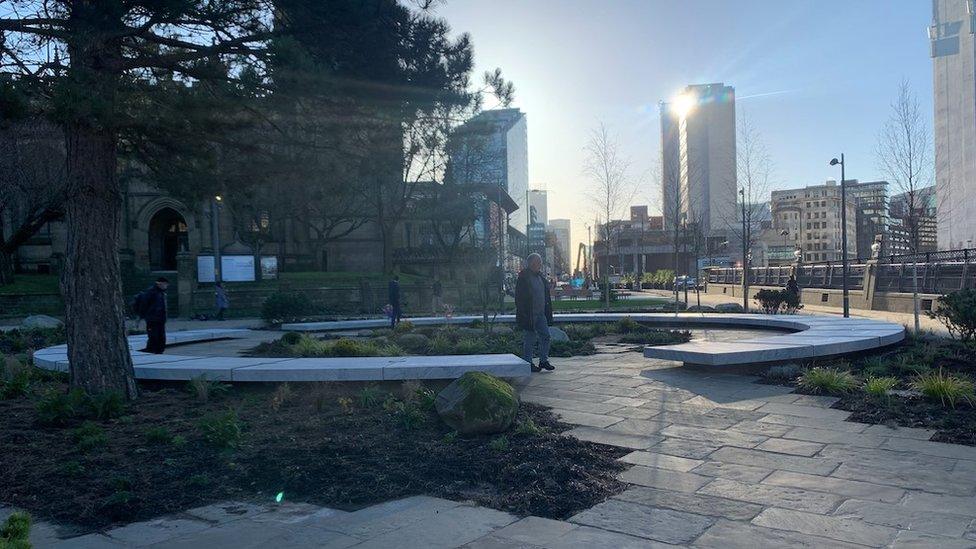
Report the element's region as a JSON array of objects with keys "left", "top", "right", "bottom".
[
  {"left": 739, "top": 188, "right": 749, "bottom": 311},
  {"left": 829, "top": 155, "right": 850, "bottom": 318},
  {"left": 210, "top": 195, "right": 223, "bottom": 283}
]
